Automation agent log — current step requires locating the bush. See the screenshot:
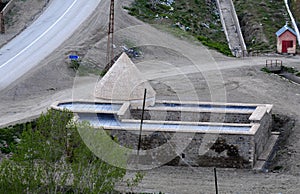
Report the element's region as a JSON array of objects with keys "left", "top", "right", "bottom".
[
  {"left": 197, "top": 36, "right": 232, "bottom": 56},
  {"left": 282, "top": 66, "right": 298, "bottom": 74},
  {"left": 261, "top": 67, "right": 271, "bottom": 73},
  {"left": 0, "top": 122, "right": 31, "bottom": 154},
  {"left": 0, "top": 110, "right": 126, "bottom": 193},
  {"left": 69, "top": 60, "right": 80, "bottom": 71}
]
